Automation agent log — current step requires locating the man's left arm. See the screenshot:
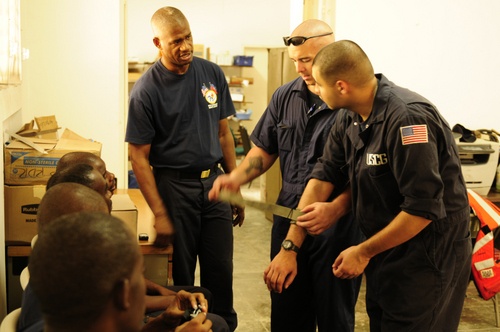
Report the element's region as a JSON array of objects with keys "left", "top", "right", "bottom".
[
  {"left": 264, "top": 178, "right": 337, "bottom": 293},
  {"left": 332, "top": 211, "right": 431, "bottom": 279}
]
